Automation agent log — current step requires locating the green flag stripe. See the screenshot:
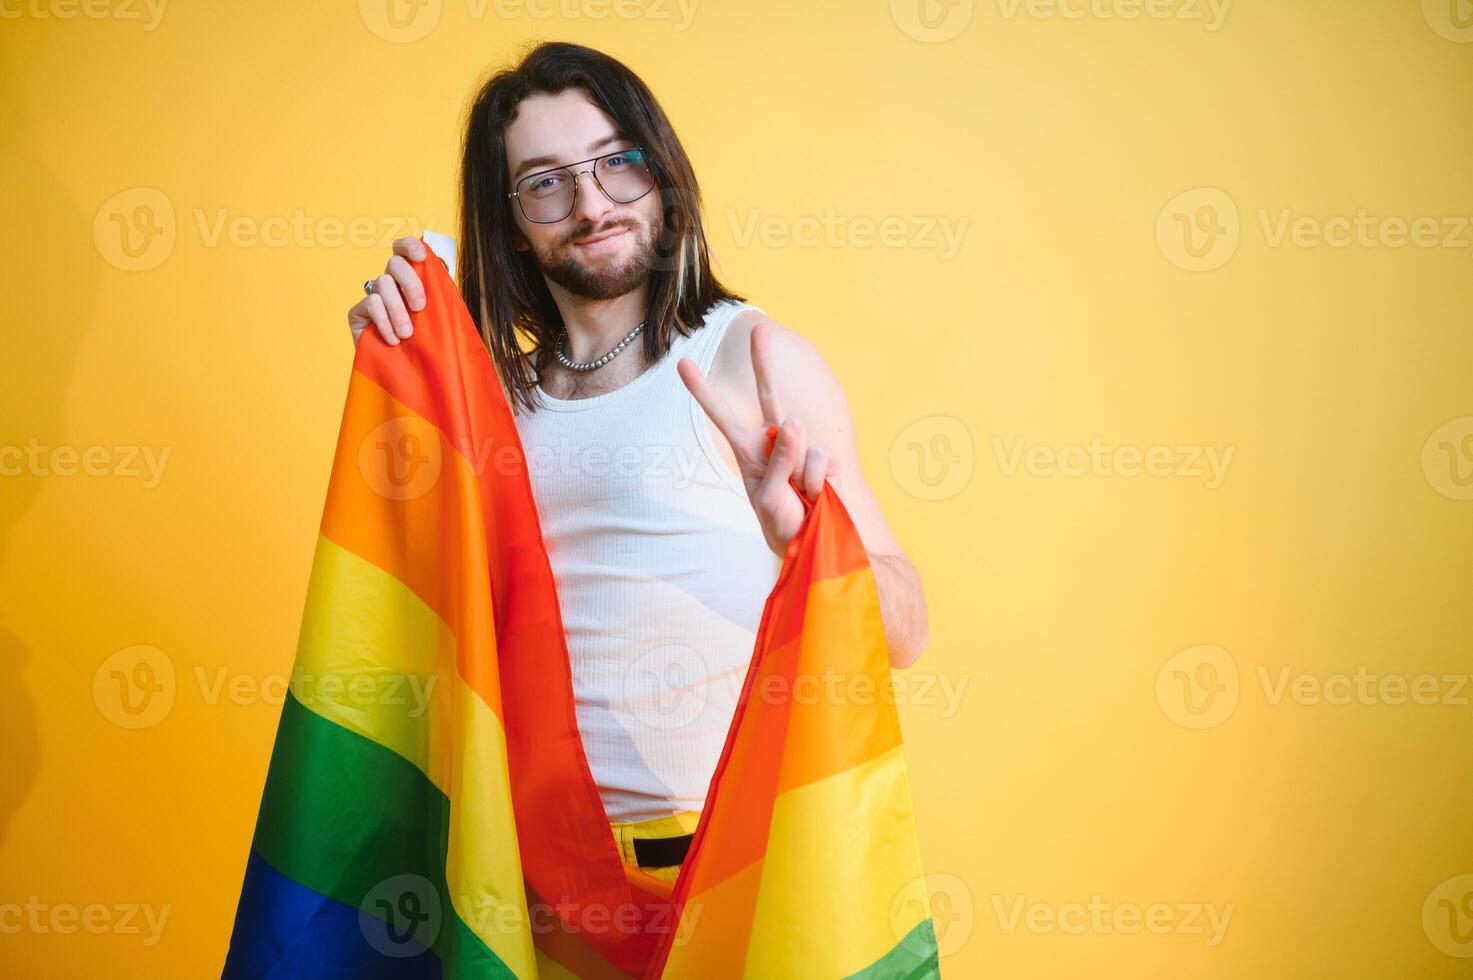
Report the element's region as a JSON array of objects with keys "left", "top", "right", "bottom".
[
  {"left": 843, "top": 917, "right": 941, "bottom": 980},
  {"left": 252, "top": 690, "right": 515, "bottom": 977}
]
